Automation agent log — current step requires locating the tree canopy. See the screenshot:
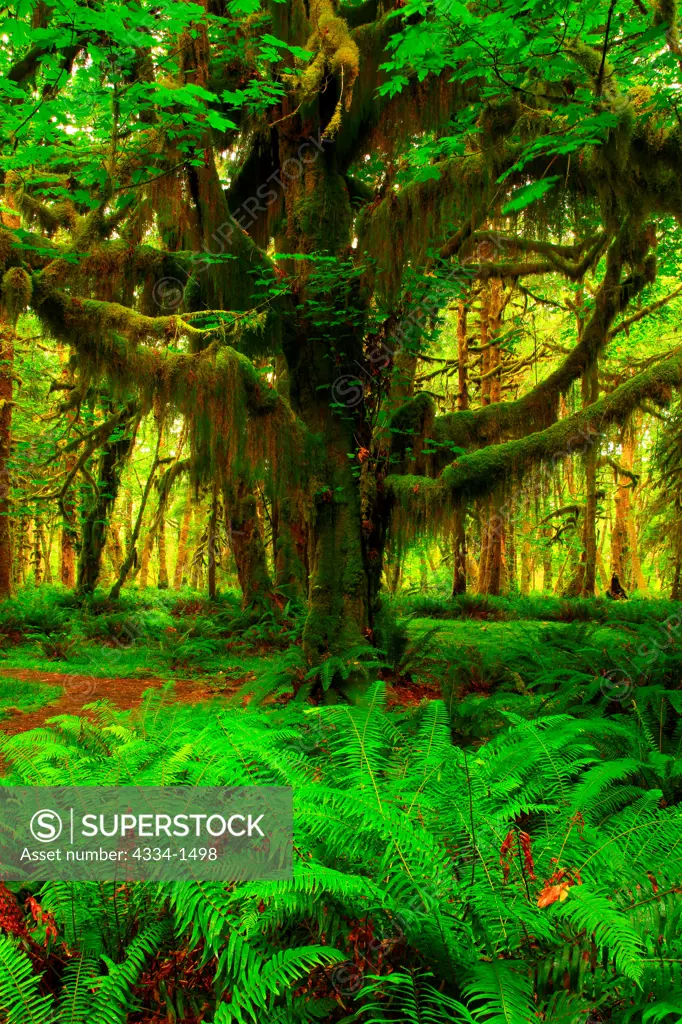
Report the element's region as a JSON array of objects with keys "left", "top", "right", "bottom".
[{"left": 2, "top": 0, "right": 682, "bottom": 663}]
